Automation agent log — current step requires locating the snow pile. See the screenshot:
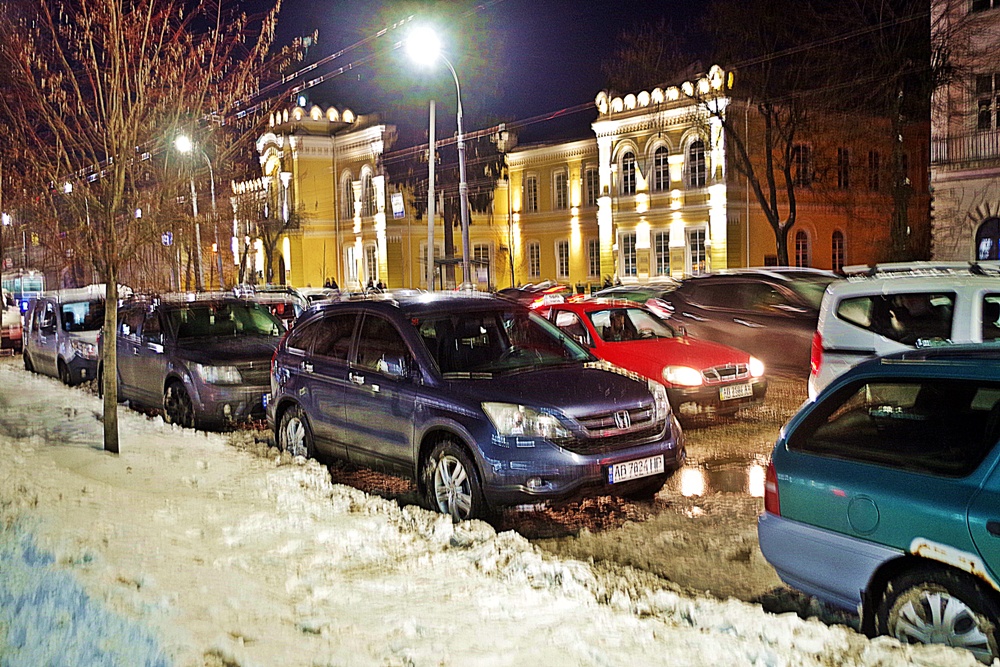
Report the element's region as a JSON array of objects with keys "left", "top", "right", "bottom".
[{"left": 0, "top": 359, "right": 985, "bottom": 667}]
